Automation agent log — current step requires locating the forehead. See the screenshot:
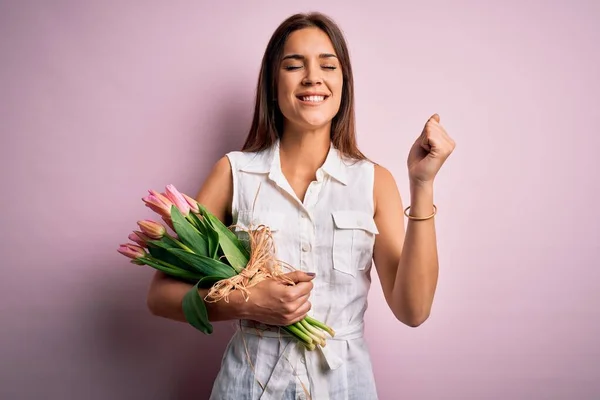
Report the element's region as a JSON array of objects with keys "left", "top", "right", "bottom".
[{"left": 283, "top": 27, "right": 336, "bottom": 55}]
